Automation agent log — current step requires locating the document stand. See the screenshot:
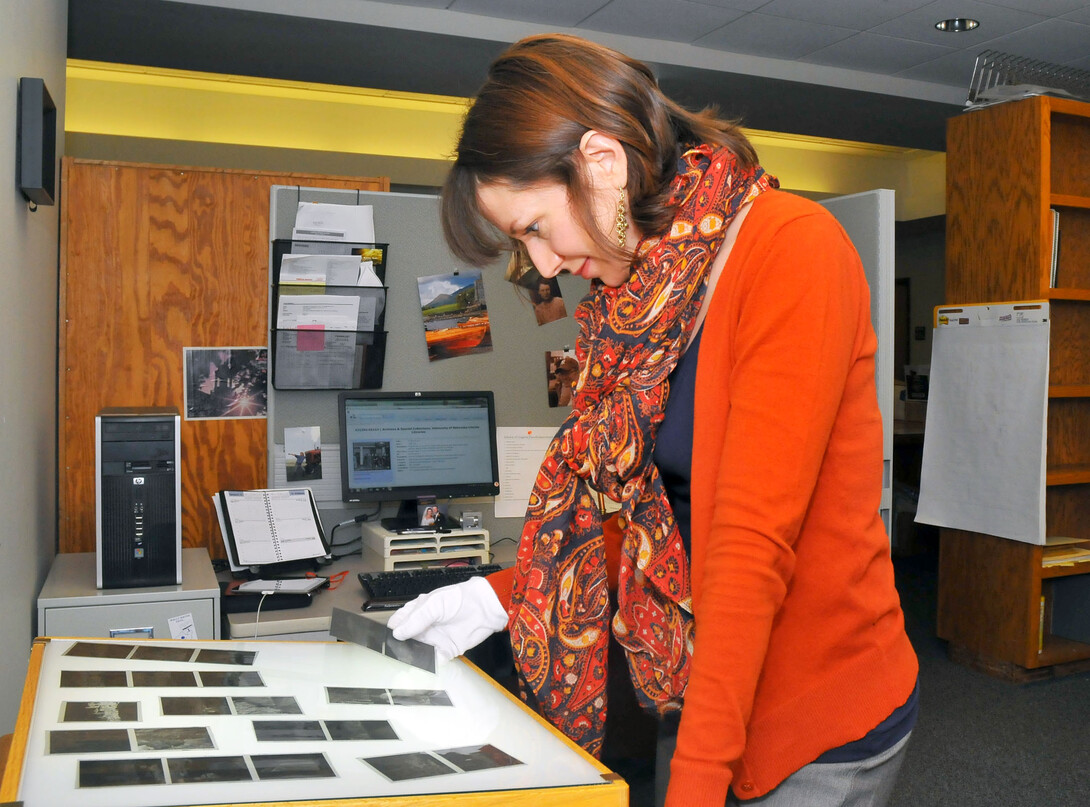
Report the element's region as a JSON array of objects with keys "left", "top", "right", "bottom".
[{"left": 270, "top": 239, "right": 389, "bottom": 390}]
